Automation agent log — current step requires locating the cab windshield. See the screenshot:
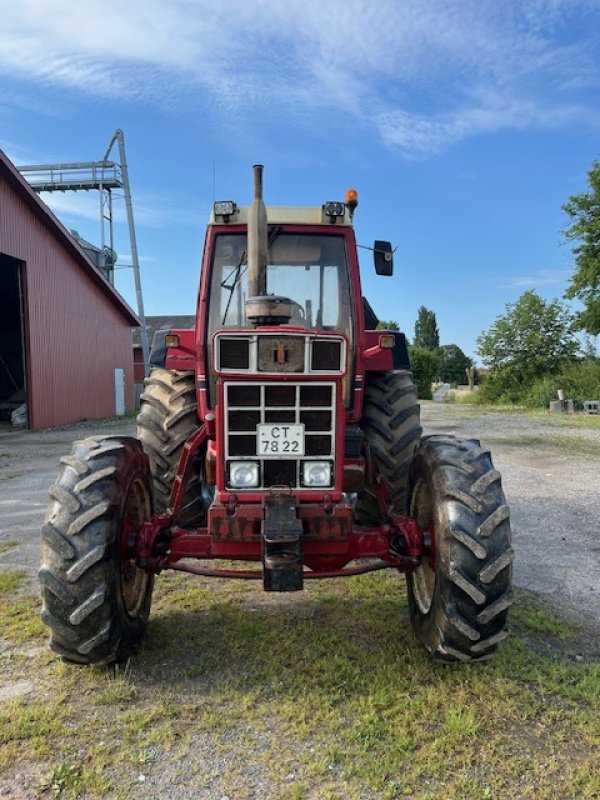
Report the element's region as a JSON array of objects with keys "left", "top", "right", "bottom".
[{"left": 208, "top": 232, "right": 353, "bottom": 340}]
